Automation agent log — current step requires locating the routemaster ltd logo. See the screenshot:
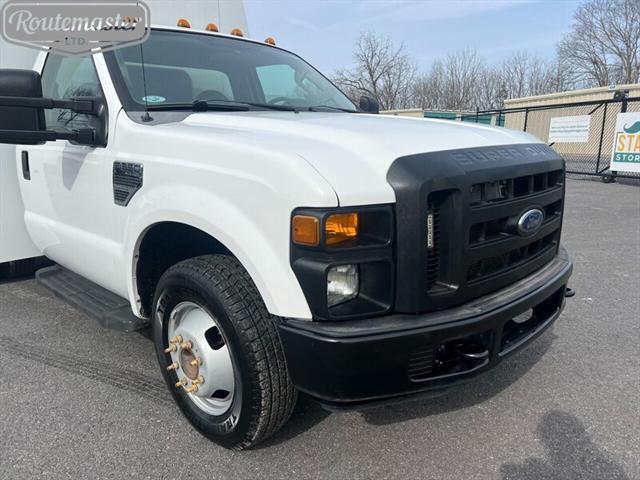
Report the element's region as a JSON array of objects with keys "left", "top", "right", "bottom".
[{"left": 1, "top": 0, "right": 150, "bottom": 56}]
